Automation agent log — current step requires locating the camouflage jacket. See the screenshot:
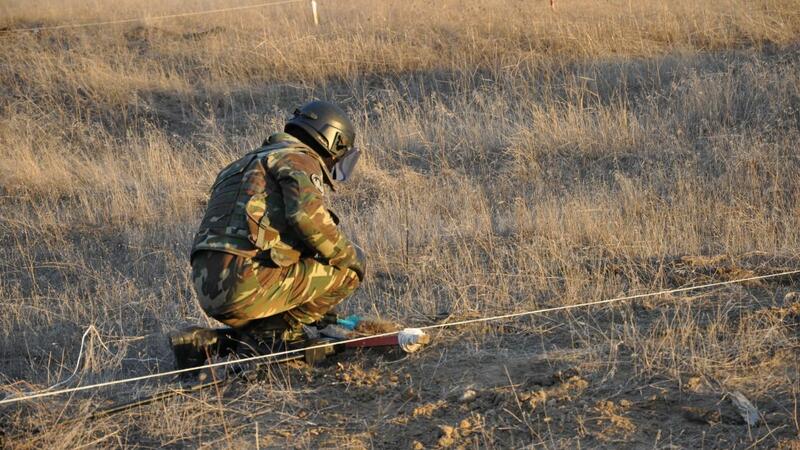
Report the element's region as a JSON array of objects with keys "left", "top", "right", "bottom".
[{"left": 191, "top": 133, "right": 360, "bottom": 270}]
